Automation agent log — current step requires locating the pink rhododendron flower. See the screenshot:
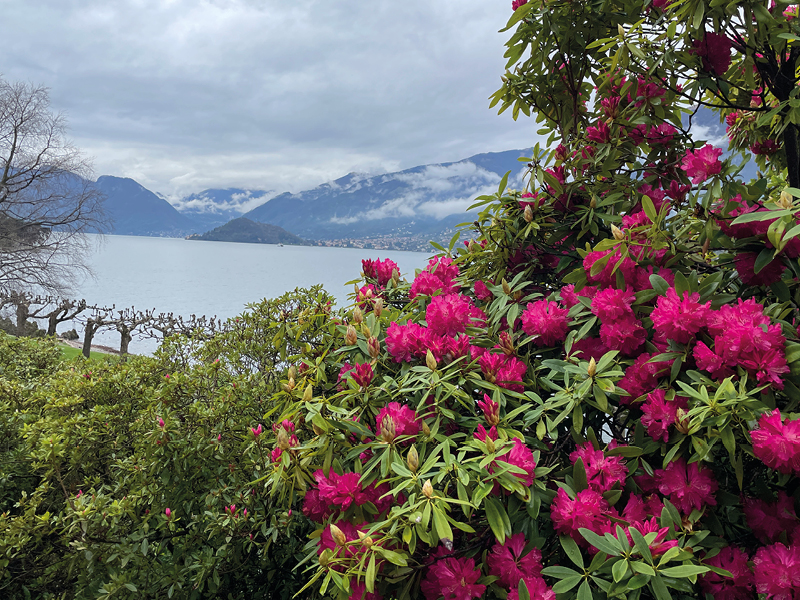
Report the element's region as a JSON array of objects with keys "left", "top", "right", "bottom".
[
  {"left": 426, "top": 294, "right": 475, "bottom": 337},
  {"left": 570, "top": 442, "right": 628, "bottom": 491},
  {"left": 362, "top": 258, "right": 399, "bottom": 287},
  {"left": 615, "top": 517, "right": 678, "bottom": 557},
  {"left": 350, "top": 363, "right": 374, "bottom": 387},
  {"left": 474, "top": 424, "right": 498, "bottom": 442},
  {"left": 650, "top": 288, "right": 711, "bottom": 344},
  {"left": 500, "top": 438, "right": 536, "bottom": 486},
  {"left": 591, "top": 287, "right": 635, "bottom": 321},
  {"left": 410, "top": 257, "right": 460, "bottom": 299},
  {"left": 314, "top": 470, "right": 370, "bottom": 511},
  {"left": 318, "top": 521, "right": 364, "bottom": 562},
  {"left": 744, "top": 492, "right": 800, "bottom": 544},
  {"left": 251, "top": 424, "right": 263, "bottom": 437},
  {"left": 375, "top": 402, "right": 420, "bottom": 440},
  {"left": 700, "top": 546, "right": 754, "bottom": 600},
  {"left": 735, "top": 251, "right": 786, "bottom": 286},
  {"left": 474, "top": 280, "right": 493, "bottom": 301},
  {"left": 520, "top": 299, "right": 570, "bottom": 346},
  {"left": 421, "top": 557, "right": 486, "bottom": 600},
  {"left": 487, "top": 533, "right": 543, "bottom": 588},
  {"left": 586, "top": 121, "right": 611, "bottom": 144},
  {"left": 691, "top": 32, "right": 733, "bottom": 76},
  {"left": 655, "top": 458, "right": 718, "bottom": 515},
  {"left": 640, "top": 389, "right": 687, "bottom": 442},
  {"left": 599, "top": 313, "right": 646, "bottom": 355},
  {"left": 302, "top": 489, "right": 332, "bottom": 522},
  {"left": 511, "top": 0, "right": 528, "bottom": 10},
  {"left": 617, "top": 353, "right": 672, "bottom": 401},
  {"left": 560, "top": 284, "right": 597, "bottom": 308},
  {"left": 681, "top": 144, "right": 723, "bottom": 184},
  {"left": 583, "top": 250, "right": 637, "bottom": 288},
  {"left": 551, "top": 488, "right": 615, "bottom": 542},
  {"left": 570, "top": 336, "right": 608, "bottom": 362},
  {"left": 385, "top": 321, "right": 425, "bottom": 363},
  {"left": 753, "top": 542, "right": 800, "bottom": 599},
  {"left": 751, "top": 410, "right": 800, "bottom": 474},
  {"left": 272, "top": 419, "right": 295, "bottom": 434}
]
